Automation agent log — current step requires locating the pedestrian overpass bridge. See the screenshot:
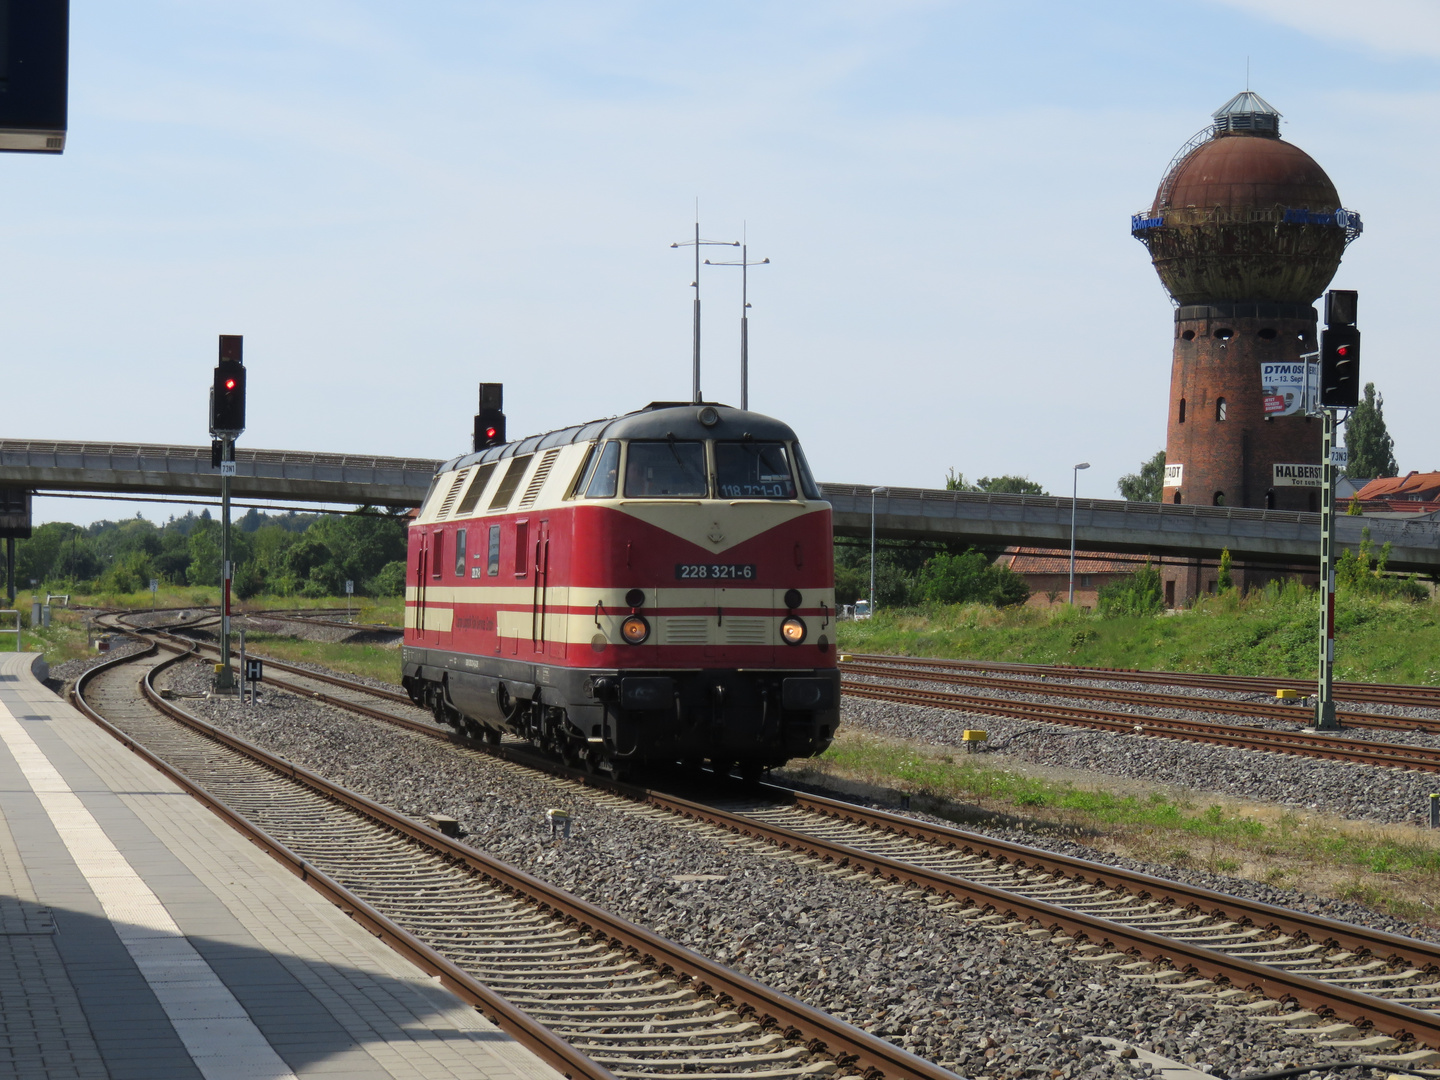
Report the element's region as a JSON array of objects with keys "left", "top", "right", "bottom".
[{"left": 2, "top": 439, "right": 1436, "bottom": 573}]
